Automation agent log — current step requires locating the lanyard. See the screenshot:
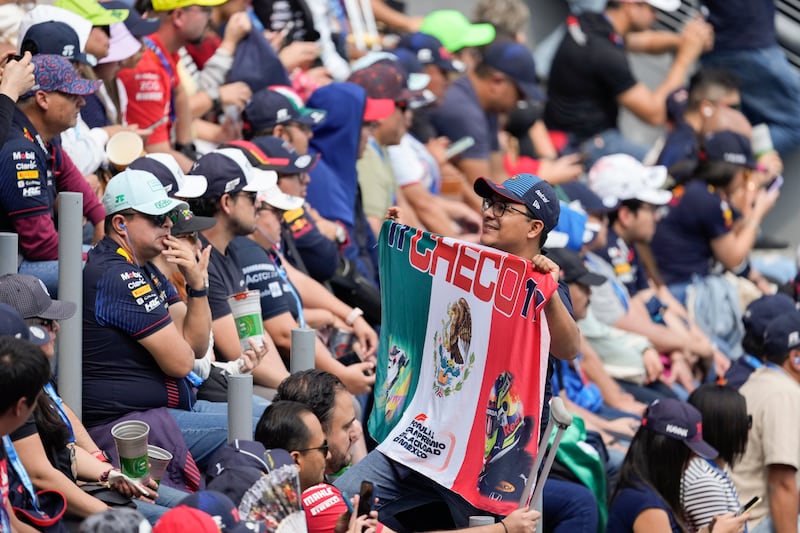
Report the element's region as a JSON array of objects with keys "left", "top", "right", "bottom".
[
  {"left": 141, "top": 37, "right": 177, "bottom": 123},
  {"left": 43, "top": 383, "right": 75, "bottom": 444},
  {"left": 2, "top": 436, "right": 41, "bottom": 512},
  {"left": 742, "top": 354, "right": 763, "bottom": 371}
]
